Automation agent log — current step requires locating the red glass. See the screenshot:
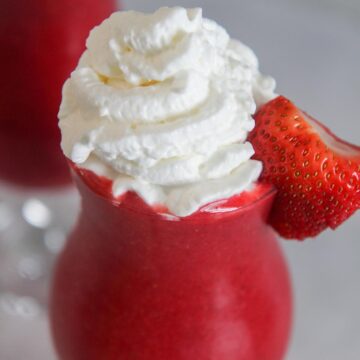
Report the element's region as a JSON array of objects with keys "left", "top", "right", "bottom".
[
  {"left": 0, "top": 0, "right": 117, "bottom": 187},
  {"left": 51, "top": 167, "right": 292, "bottom": 360}
]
